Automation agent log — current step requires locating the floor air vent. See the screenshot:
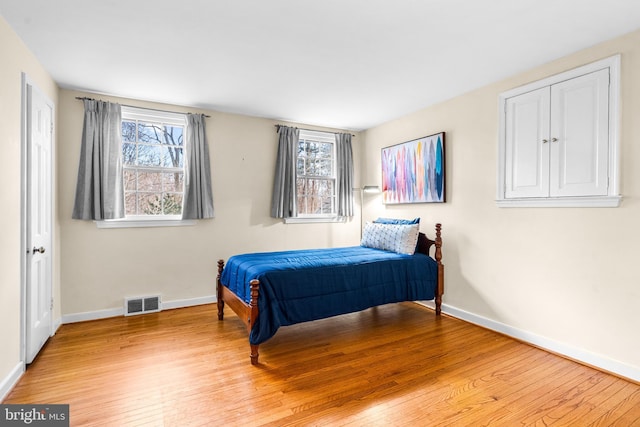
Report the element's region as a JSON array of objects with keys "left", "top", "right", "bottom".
[{"left": 125, "top": 295, "right": 161, "bottom": 316}]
